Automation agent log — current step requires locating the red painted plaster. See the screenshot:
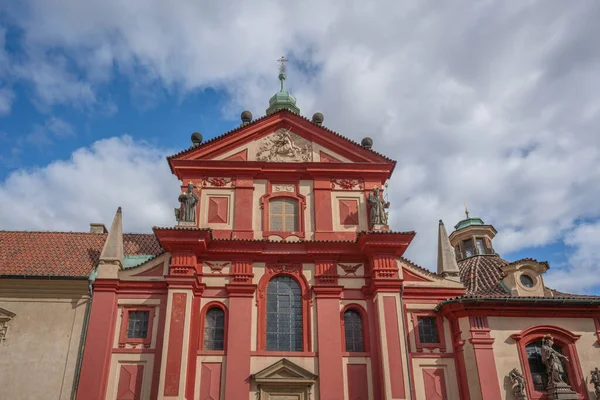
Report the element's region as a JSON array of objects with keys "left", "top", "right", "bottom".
[
  {"left": 200, "top": 363, "right": 222, "bottom": 400},
  {"left": 313, "top": 178, "right": 333, "bottom": 238},
  {"left": 223, "top": 285, "right": 254, "bottom": 400},
  {"left": 423, "top": 368, "right": 447, "bottom": 400},
  {"left": 383, "top": 296, "right": 406, "bottom": 398},
  {"left": 185, "top": 295, "right": 201, "bottom": 400},
  {"left": 116, "top": 364, "right": 144, "bottom": 400},
  {"left": 223, "top": 149, "right": 247, "bottom": 161},
  {"left": 468, "top": 316, "right": 502, "bottom": 400},
  {"left": 367, "top": 298, "right": 383, "bottom": 400},
  {"left": 314, "top": 287, "right": 345, "bottom": 398},
  {"left": 233, "top": 177, "right": 254, "bottom": 239},
  {"left": 76, "top": 286, "right": 118, "bottom": 400},
  {"left": 347, "top": 364, "right": 369, "bottom": 400},
  {"left": 163, "top": 293, "right": 187, "bottom": 396}
]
